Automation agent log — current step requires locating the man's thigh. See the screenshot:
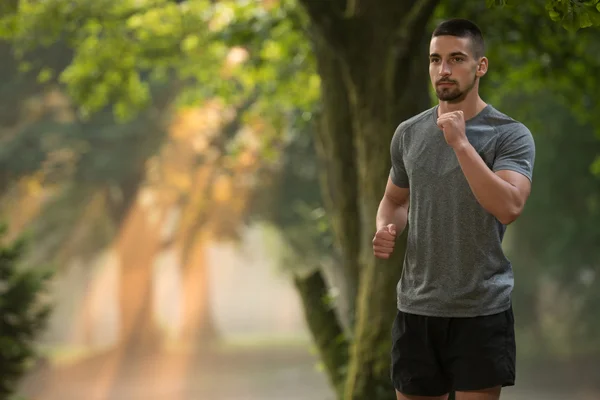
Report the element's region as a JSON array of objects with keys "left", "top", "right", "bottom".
[
  {"left": 396, "top": 390, "right": 449, "bottom": 400},
  {"left": 445, "top": 307, "right": 516, "bottom": 393},
  {"left": 390, "top": 310, "right": 451, "bottom": 397},
  {"left": 396, "top": 388, "right": 500, "bottom": 400},
  {"left": 455, "top": 386, "right": 501, "bottom": 400}
]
